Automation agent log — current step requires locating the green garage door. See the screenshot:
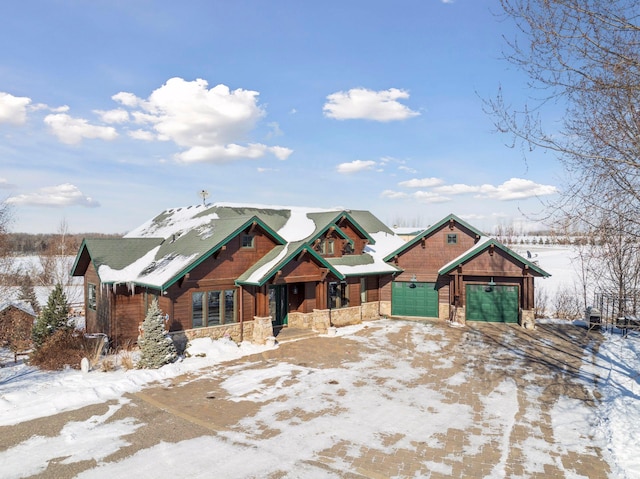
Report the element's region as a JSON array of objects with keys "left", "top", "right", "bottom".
[
  {"left": 466, "top": 284, "right": 518, "bottom": 323},
  {"left": 392, "top": 282, "right": 438, "bottom": 317}
]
